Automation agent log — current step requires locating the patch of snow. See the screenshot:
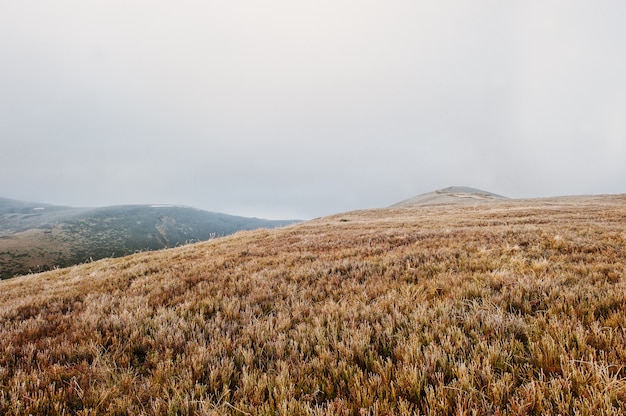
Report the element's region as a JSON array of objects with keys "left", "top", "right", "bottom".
[{"left": 150, "top": 204, "right": 190, "bottom": 209}]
